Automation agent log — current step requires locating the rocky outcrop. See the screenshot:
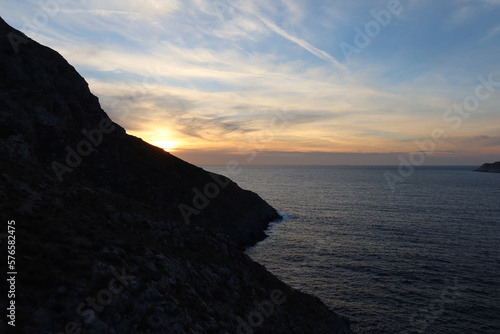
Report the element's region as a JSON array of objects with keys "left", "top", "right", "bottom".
[
  {"left": 0, "top": 17, "right": 352, "bottom": 334},
  {"left": 474, "top": 162, "right": 500, "bottom": 173},
  {"left": 0, "top": 16, "right": 279, "bottom": 248},
  {"left": 1, "top": 165, "right": 352, "bottom": 334}
]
